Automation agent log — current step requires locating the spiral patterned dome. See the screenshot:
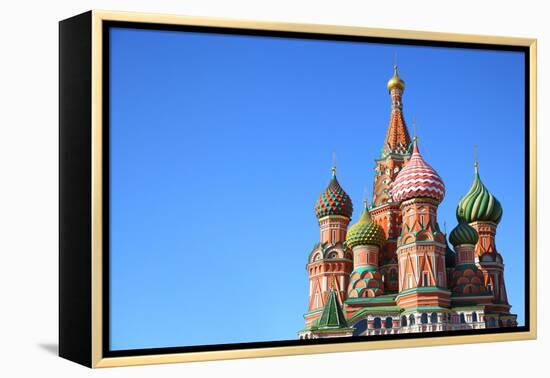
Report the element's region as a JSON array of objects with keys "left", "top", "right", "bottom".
[
  {"left": 346, "top": 205, "right": 385, "bottom": 248},
  {"left": 449, "top": 221, "right": 479, "bottom": 247},
  {"left": 456, "top": 164, "right": 503, "bottom": 224},
  {"left": 314, "top": 169, "right": 353, "bottom": 219},
  {"left": 391, "top": 141, "right": 445, "bottom": 204}
]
